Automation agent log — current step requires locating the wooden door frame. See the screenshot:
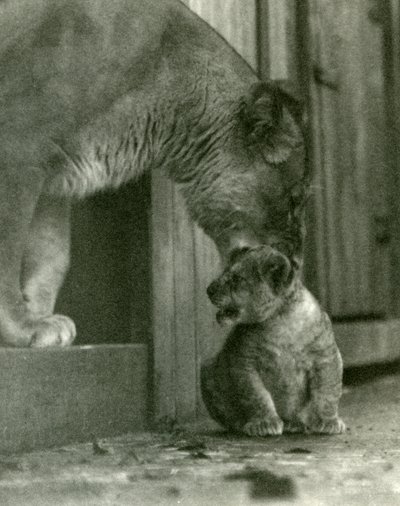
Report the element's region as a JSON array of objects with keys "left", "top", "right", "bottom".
[{"left": 383, "top": 0, "right": 400, "bottom": 316}]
